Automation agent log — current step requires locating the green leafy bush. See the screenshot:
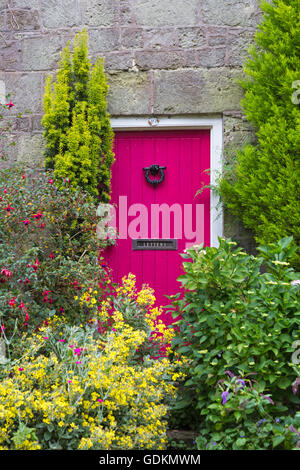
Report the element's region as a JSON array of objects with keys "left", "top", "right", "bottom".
[
  {"left": 42, "top": 29, "right": 114, "bottom": 201},
  {"left": 168, "top": 238, "right": 300, "bottom": 423},
  {"left": 196, "top": 373, "right": 300, "bottom": 450},
  {"left": 218, "top": 0, "right": 300, "bottom": 266},
  {"left": 0, "top": 165, "right": 109, "bottom": 358}
]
